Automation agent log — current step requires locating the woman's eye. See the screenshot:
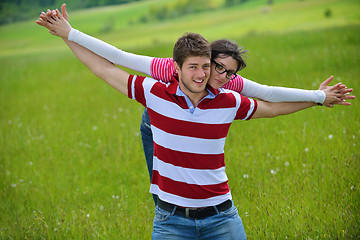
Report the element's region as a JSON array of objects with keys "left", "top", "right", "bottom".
[{"left": 216, "top": 65, "right": 224, "bottom": 70}]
